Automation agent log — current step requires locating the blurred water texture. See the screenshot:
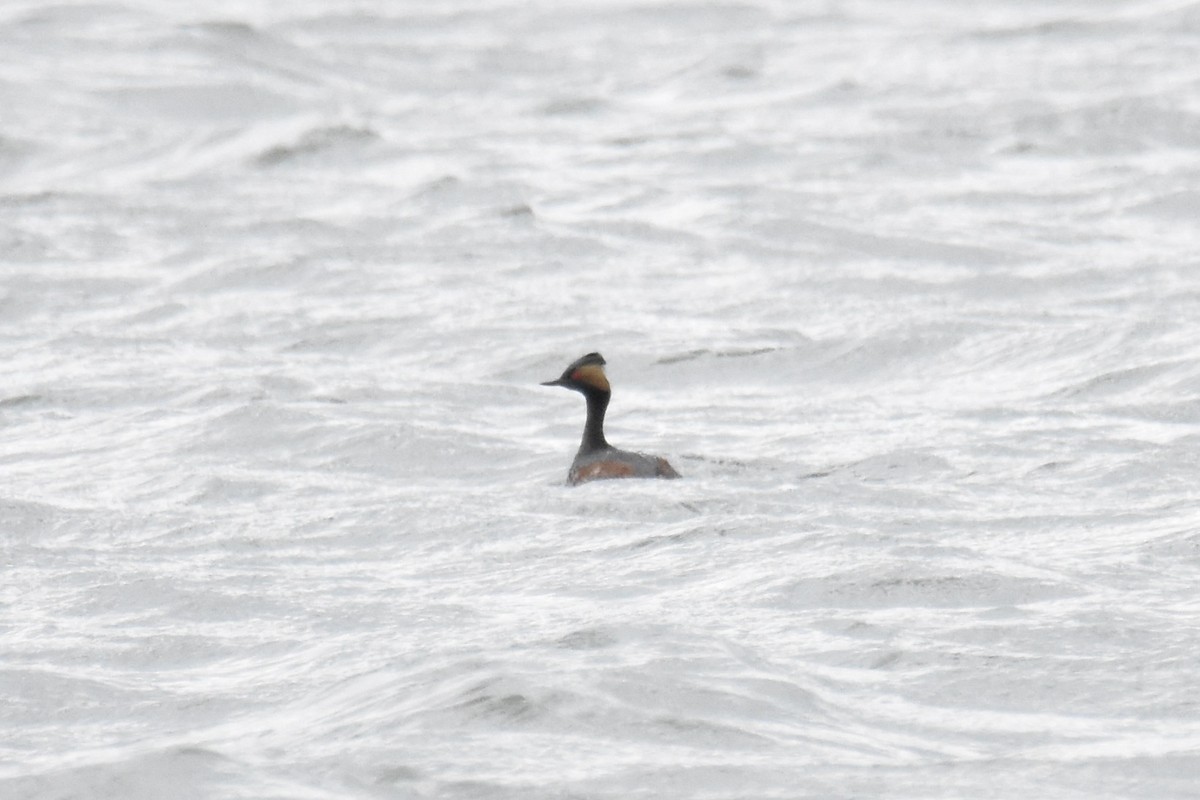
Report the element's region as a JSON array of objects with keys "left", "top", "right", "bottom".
[{"left": 2, "top": 1, "right": 1200, "bottom": 798}]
